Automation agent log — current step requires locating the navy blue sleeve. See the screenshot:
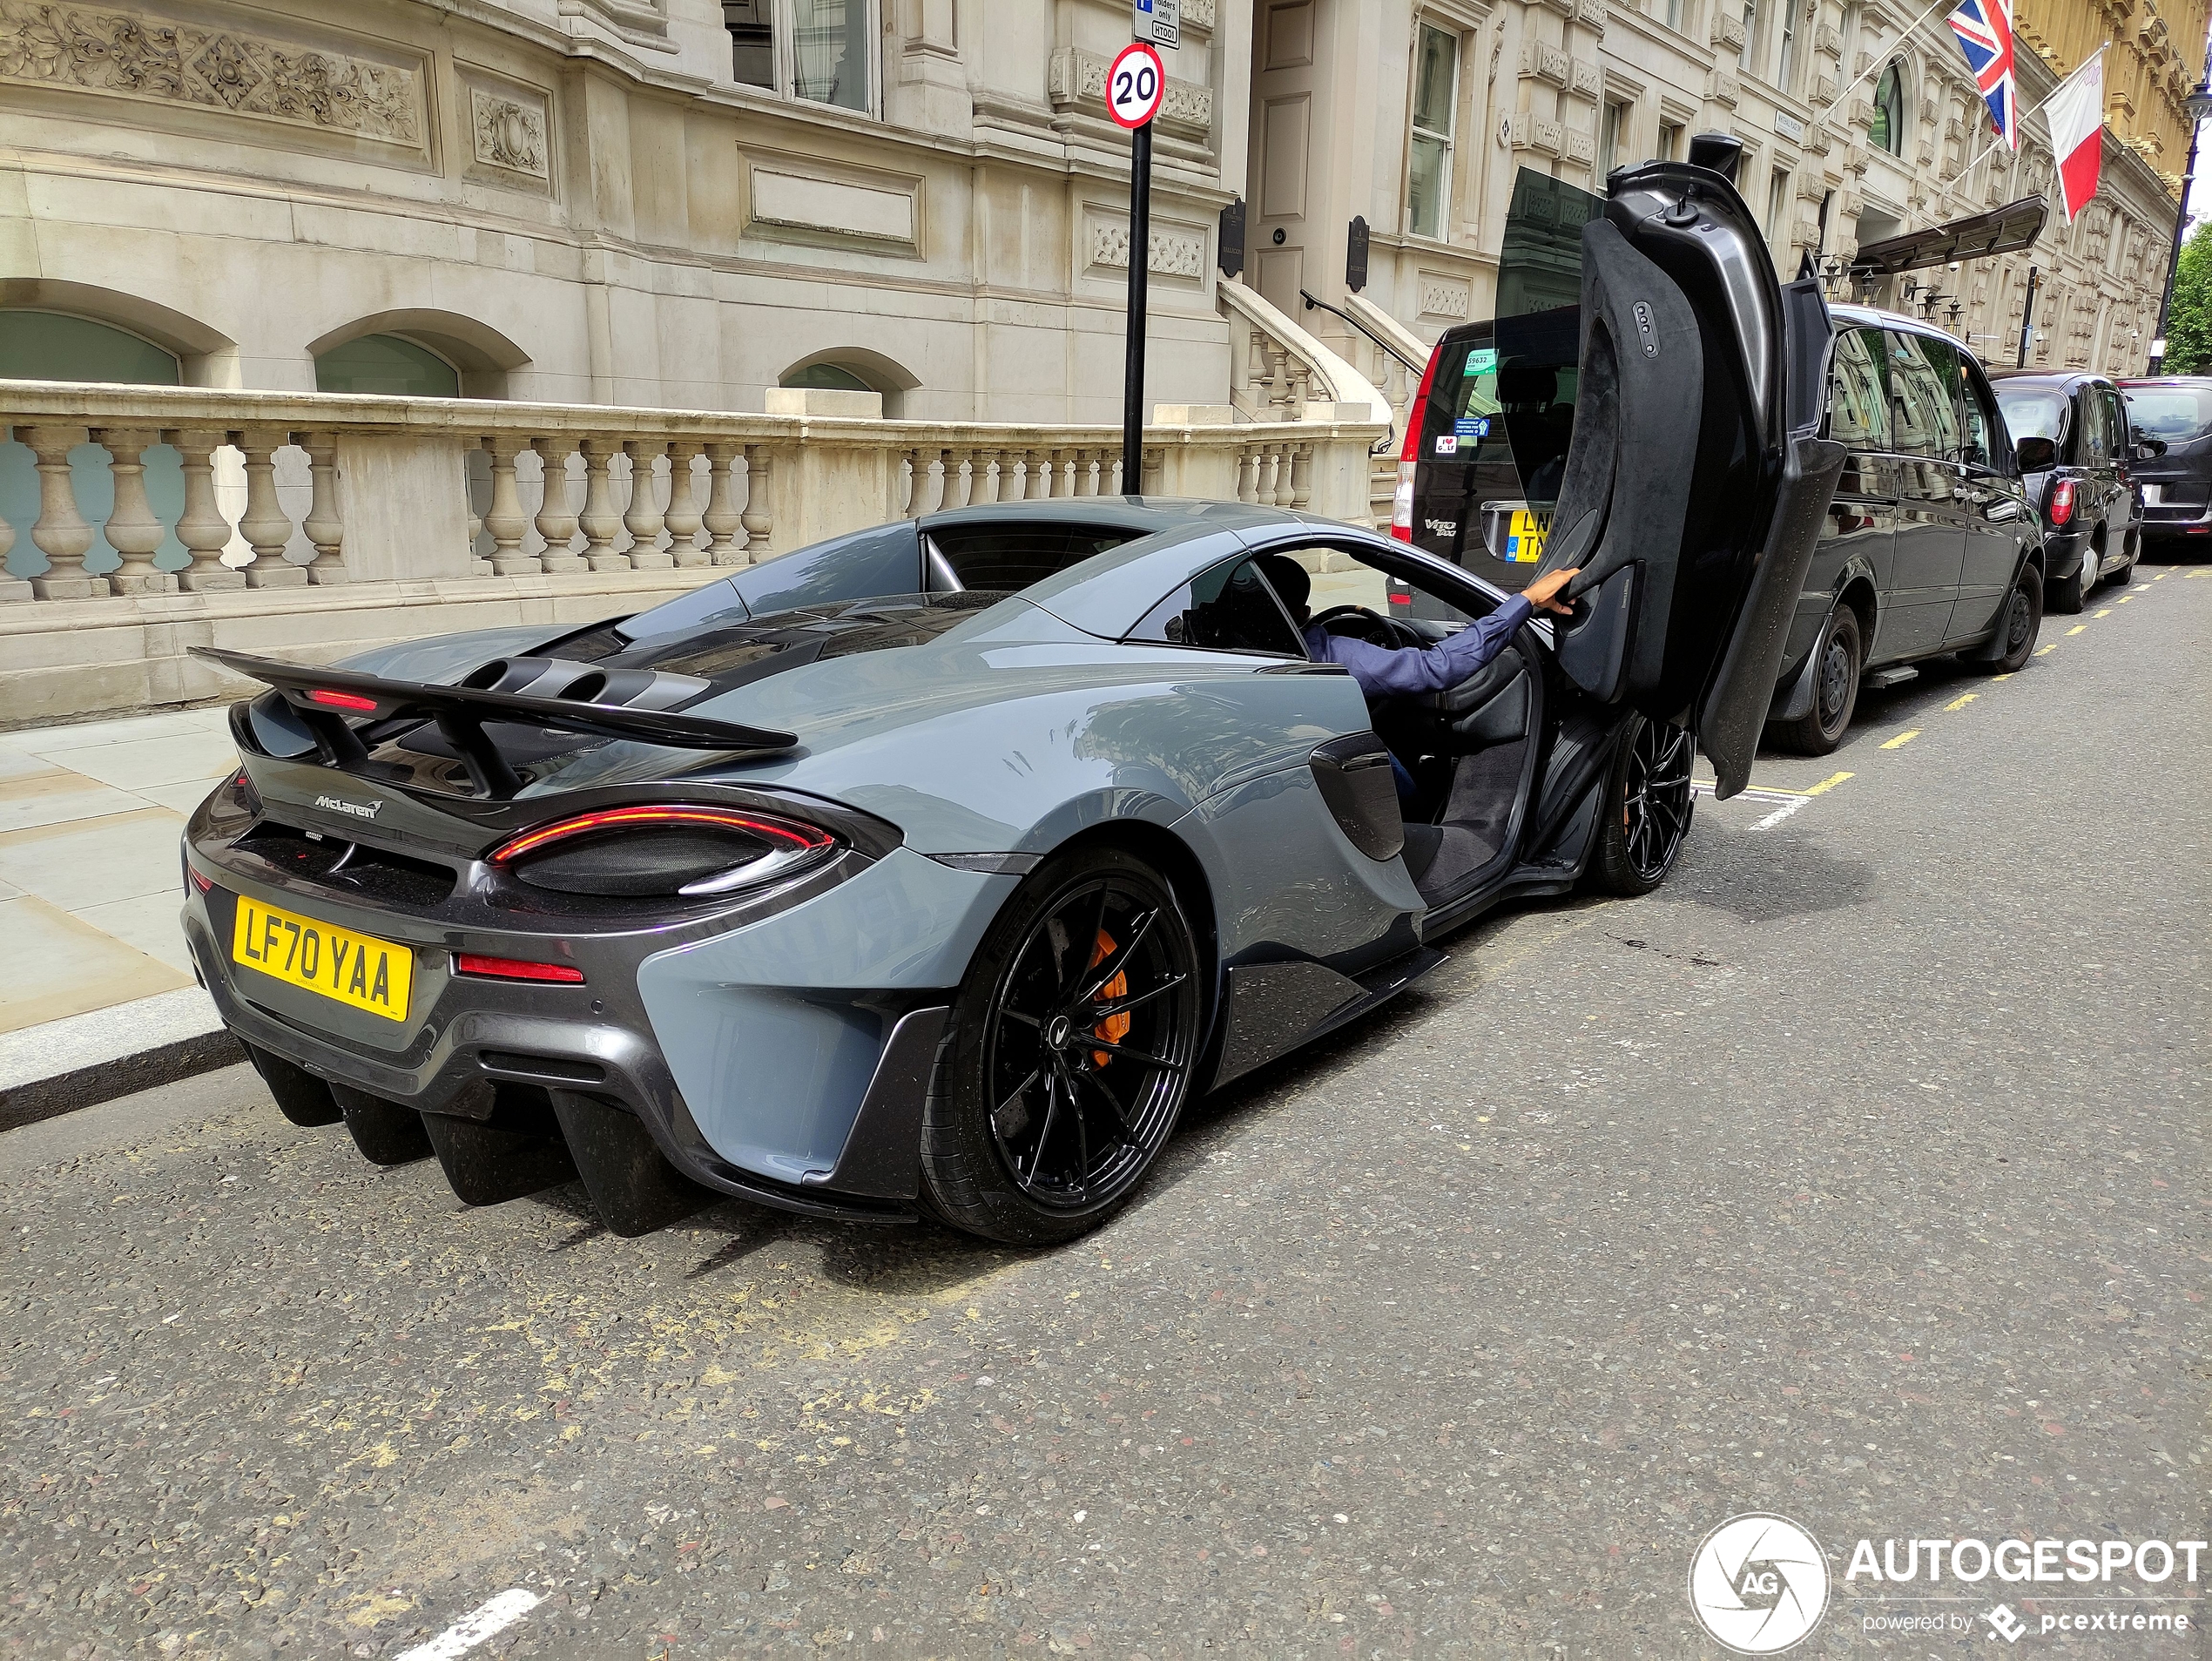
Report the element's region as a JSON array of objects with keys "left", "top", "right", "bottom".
[{"left": 1305, "top": 595, "right": 1534, "bottom": 698}]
